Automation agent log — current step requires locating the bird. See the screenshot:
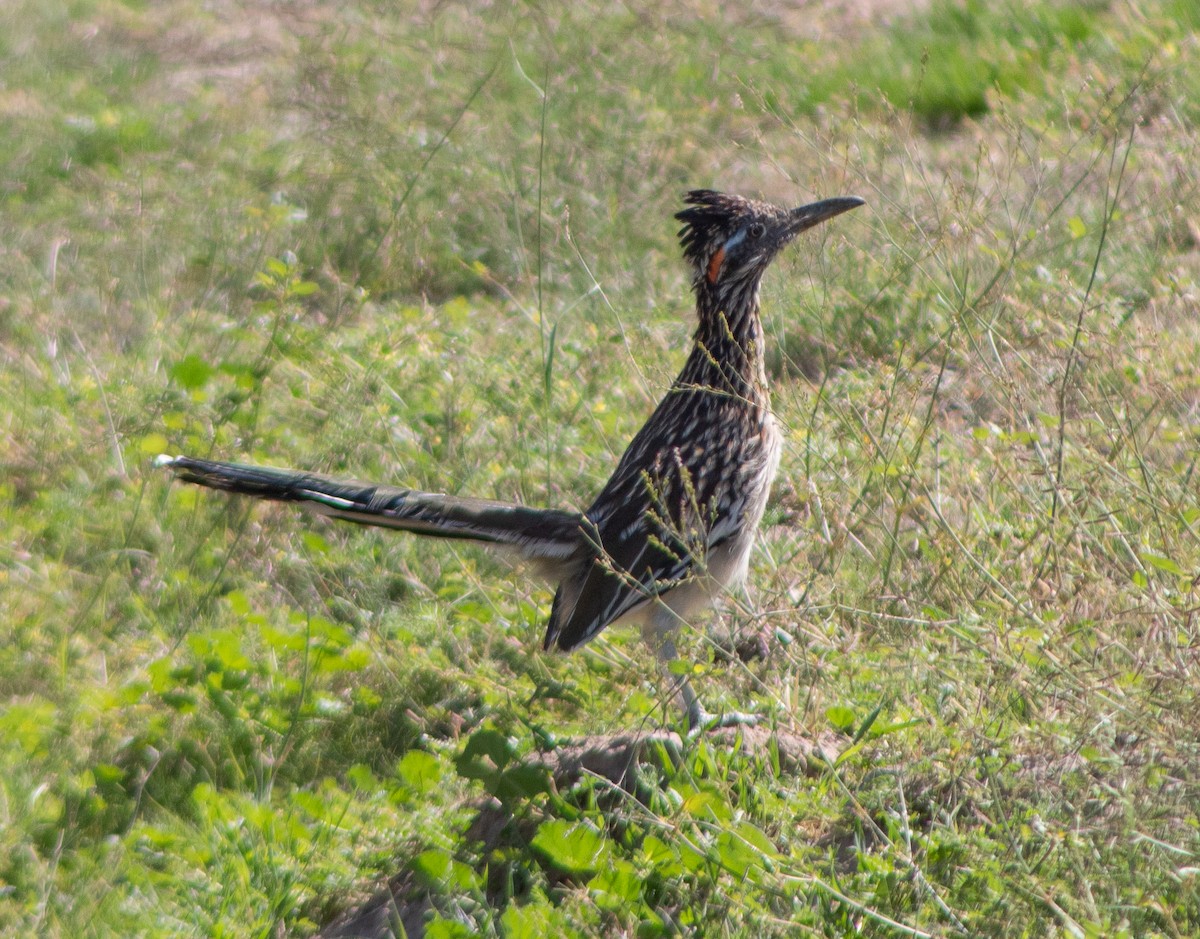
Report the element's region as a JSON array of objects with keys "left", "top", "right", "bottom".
[{"left": 157, "top": 189, "right": 864, "bottom": 731}]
